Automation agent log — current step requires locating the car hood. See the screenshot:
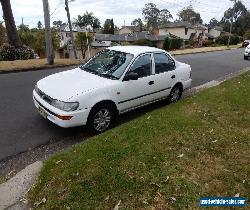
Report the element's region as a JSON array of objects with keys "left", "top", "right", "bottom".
[{"left": 37, "top": 67, "right": 117, "bottom": 101}]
